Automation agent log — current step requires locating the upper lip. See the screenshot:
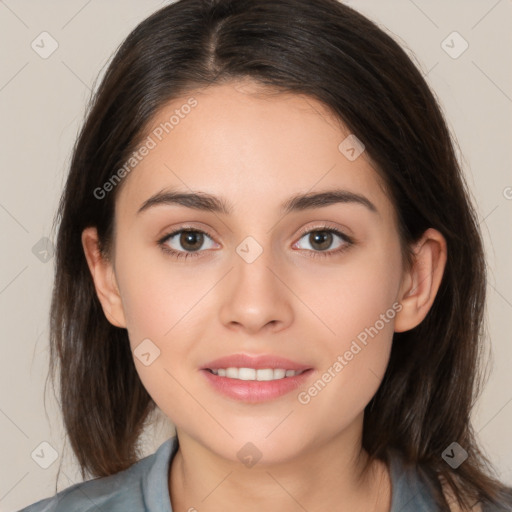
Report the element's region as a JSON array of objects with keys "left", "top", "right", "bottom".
[{"left": 201, "top": 353, "right": 312, "bottom": 371}]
